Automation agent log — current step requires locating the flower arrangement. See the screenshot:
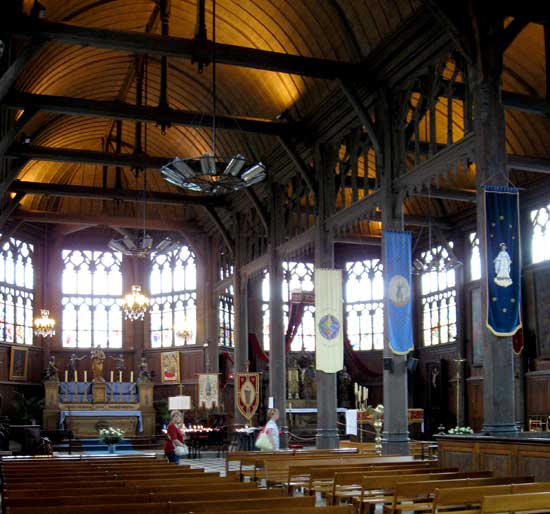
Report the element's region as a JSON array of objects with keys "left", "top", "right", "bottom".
[
  {"left": 98, "top": 427, "right": 124, "bottom": 444},
  {"left": 447, "top": 426, "right": 474, "bottom": 435}
]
